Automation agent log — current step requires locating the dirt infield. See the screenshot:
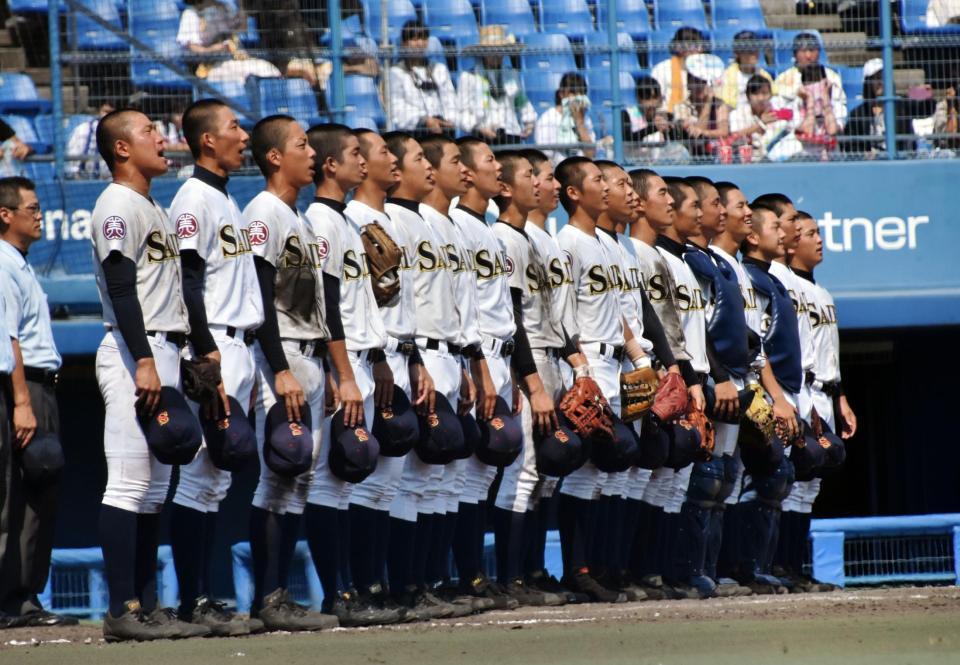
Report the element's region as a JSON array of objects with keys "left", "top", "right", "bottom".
[{"left": 2, "top": 586, "right": 959, "bottom": 664}]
